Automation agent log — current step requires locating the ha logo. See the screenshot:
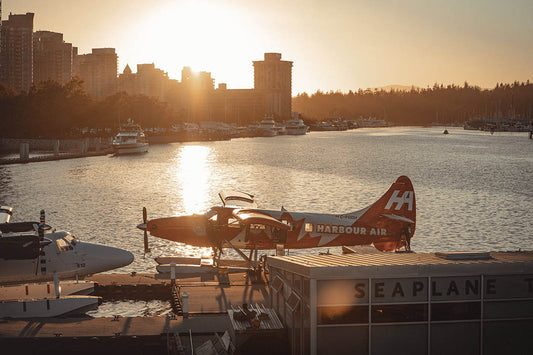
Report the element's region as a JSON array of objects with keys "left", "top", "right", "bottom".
[{"left": 385, "top": 190, "right": 414, "bottom": 211}]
